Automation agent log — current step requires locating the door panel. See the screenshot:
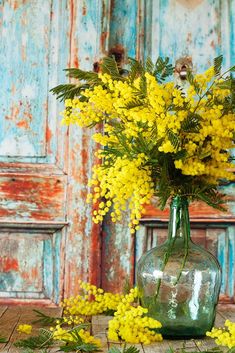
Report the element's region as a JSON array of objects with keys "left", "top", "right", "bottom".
[
  {"left": 0, "top": 174, "right": 66, "bottom": 222},
  {"left": 0, "top": 228, "right": 63, "bottom": 303},
  {"left": 0, "top": 1, "right": 50, "bottom": 158}
]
